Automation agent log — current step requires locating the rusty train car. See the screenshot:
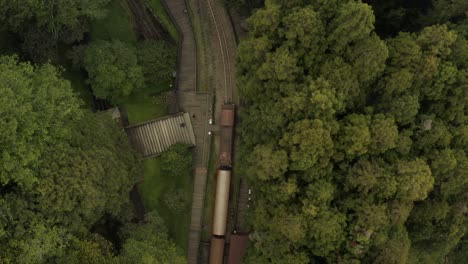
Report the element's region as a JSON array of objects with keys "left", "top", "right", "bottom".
[
  {"left": 219, "top": 104, "right": 235, "bottom": 168},
  {"left": 209, "top": 104, "right": 235, "bottom": 264}
]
